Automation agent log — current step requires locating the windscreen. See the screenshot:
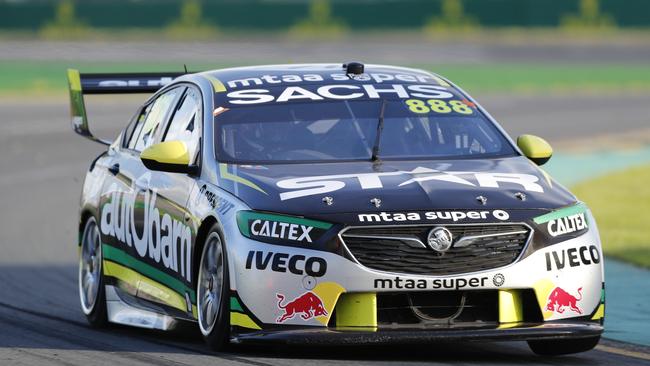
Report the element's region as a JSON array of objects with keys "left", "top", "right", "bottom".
[{"left": 215, "top": 98, "right": 516, "bottom": 164}]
